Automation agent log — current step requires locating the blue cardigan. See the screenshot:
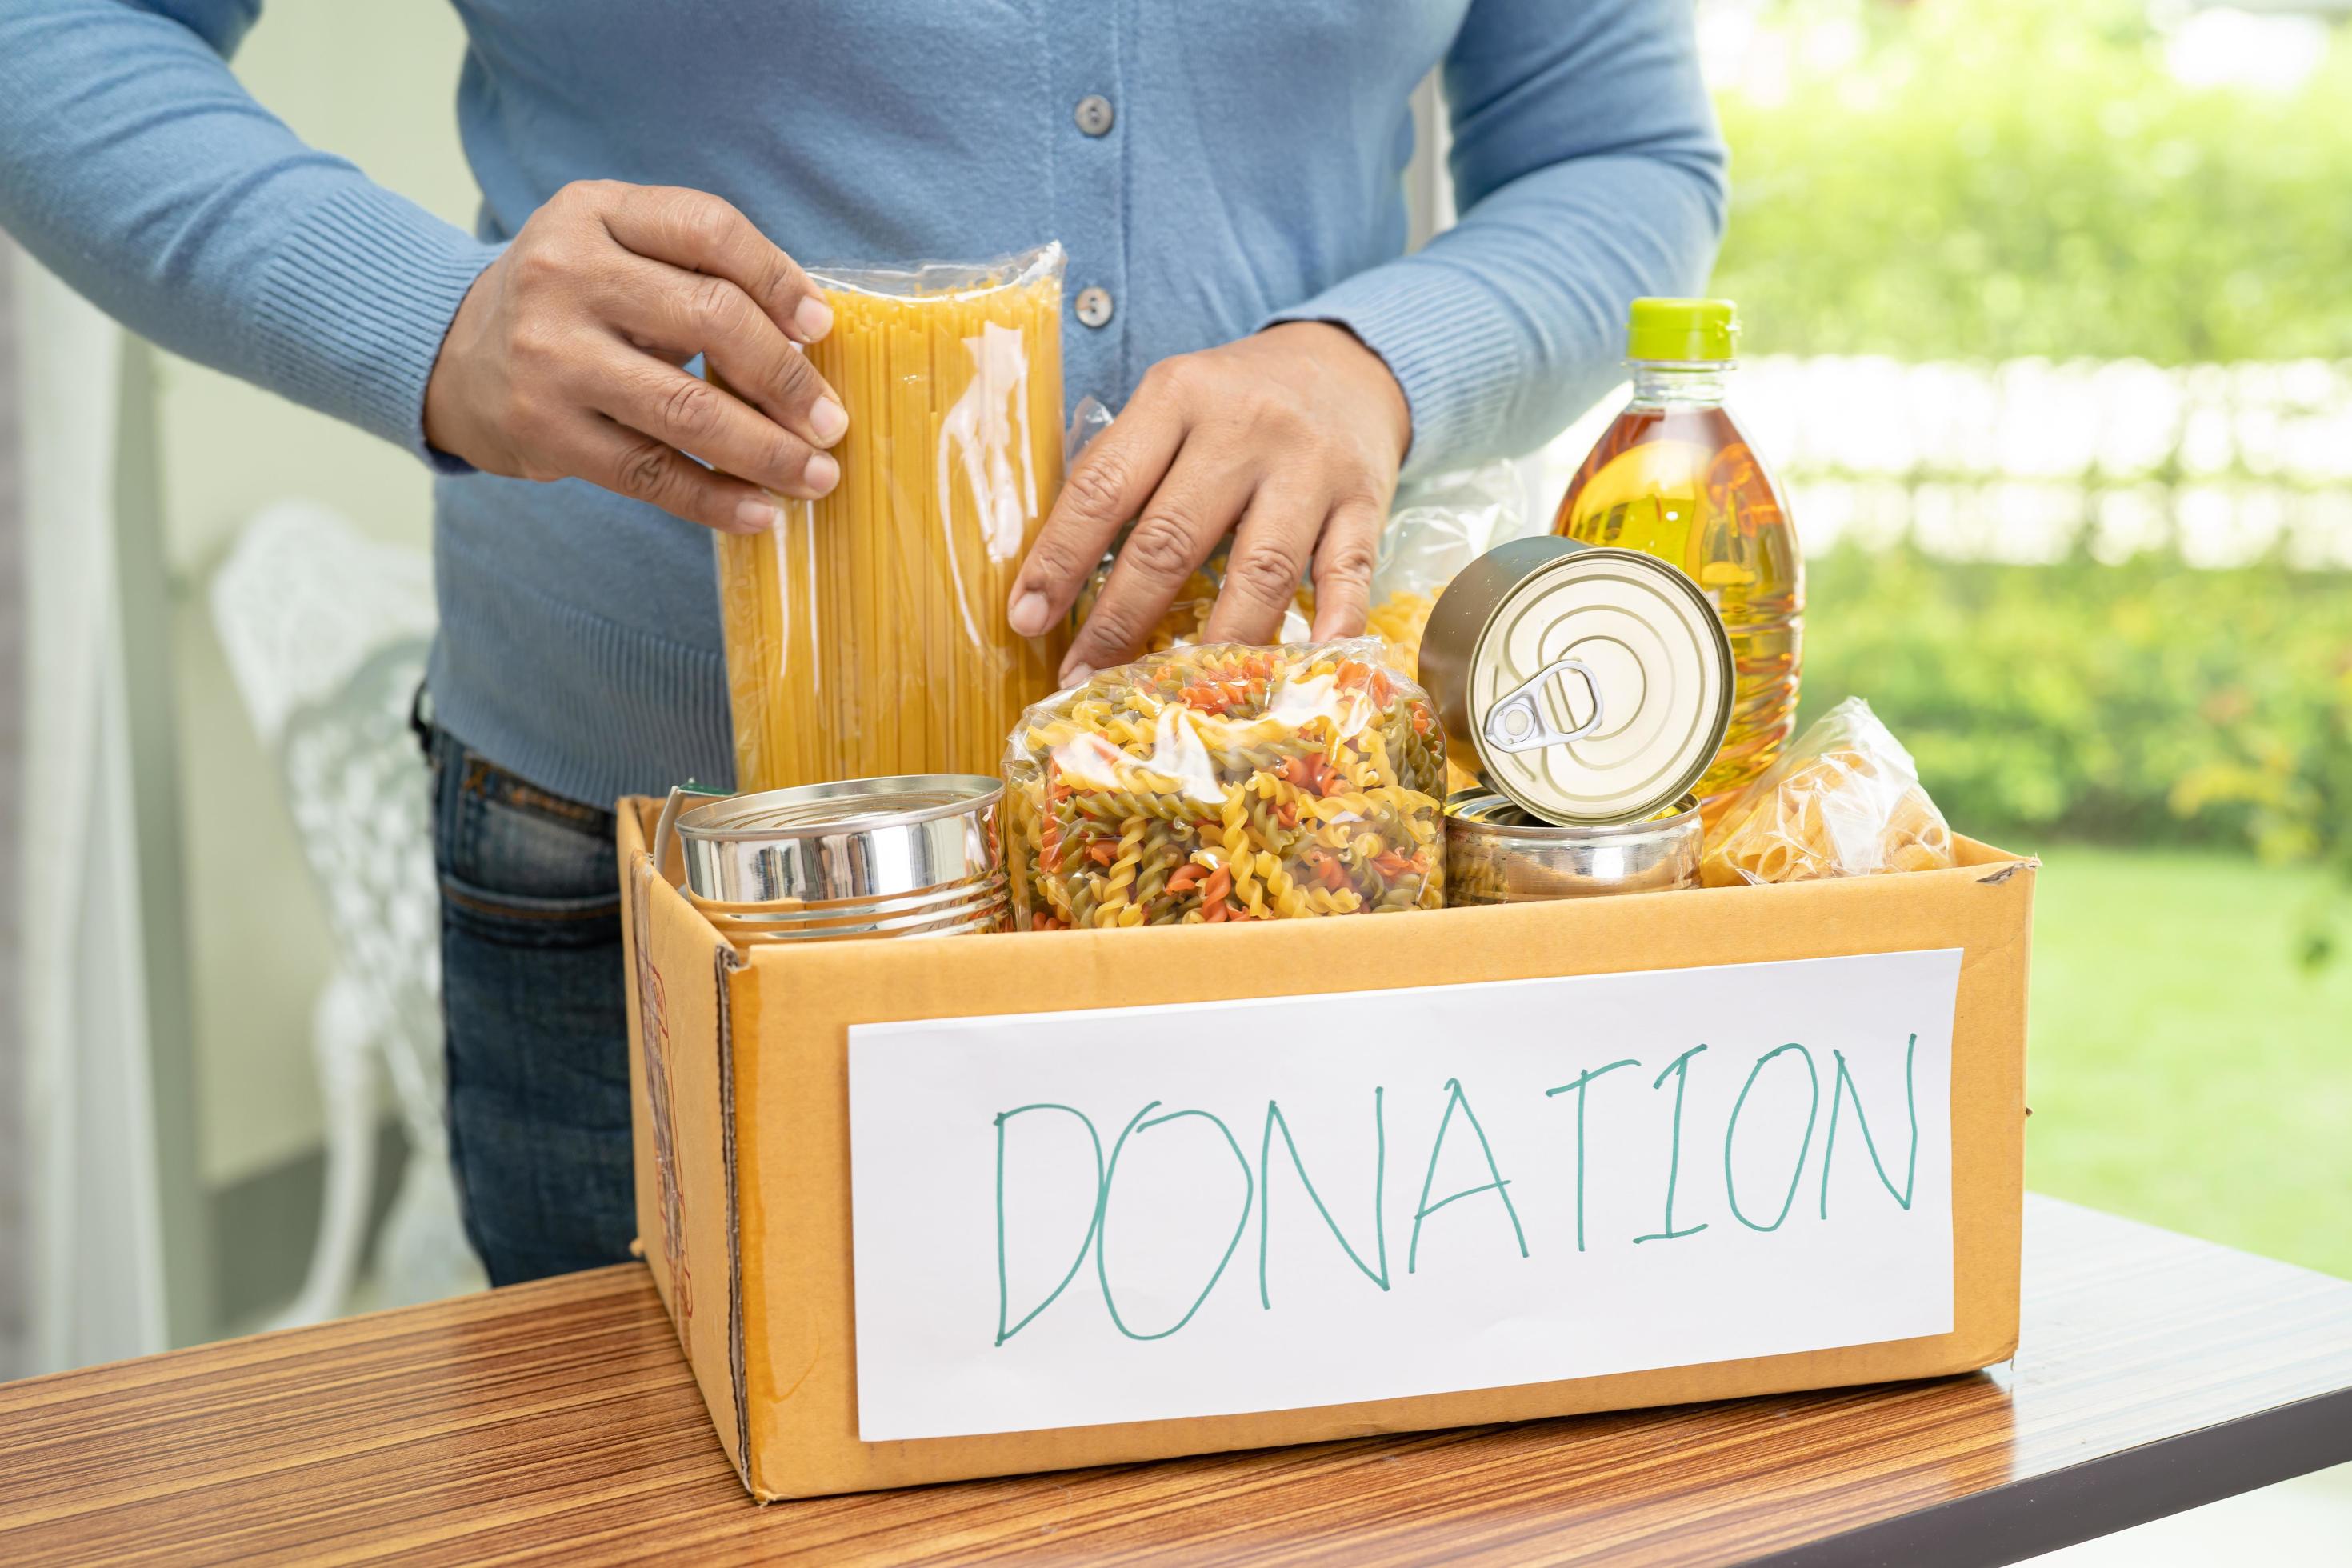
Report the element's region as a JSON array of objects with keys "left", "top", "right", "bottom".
[{"left": 0, "top": 0, "right": 1726, "bottom": 804}]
